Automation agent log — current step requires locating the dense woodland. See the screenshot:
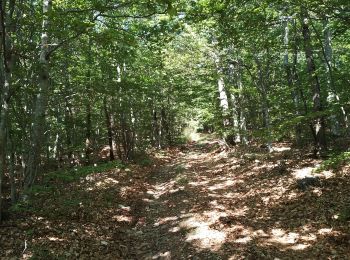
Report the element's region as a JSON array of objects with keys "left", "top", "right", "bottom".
[{"left": 0, "top": 0, "right": 350, "bottom": 258}]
